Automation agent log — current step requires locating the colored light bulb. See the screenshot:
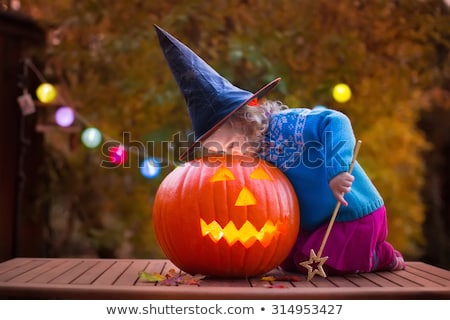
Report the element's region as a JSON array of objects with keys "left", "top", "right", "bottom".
[
  {"left": 109, "top": 145, "right": 127, "bottom": 165},
  {"left": 140, "top": 158, "right": 161, "bottom": 179},
  {"left": 36, "top": 83, "right": 57, "bottom": 103},
  {"left": 332, "top": 83, "right": 352, "bottom": 103},
  {"left": 81, "top": 127, "right": 102, "bottom": 148},
  {"left": 55, "top": 106, "right": 75, "bottom": 127}
]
